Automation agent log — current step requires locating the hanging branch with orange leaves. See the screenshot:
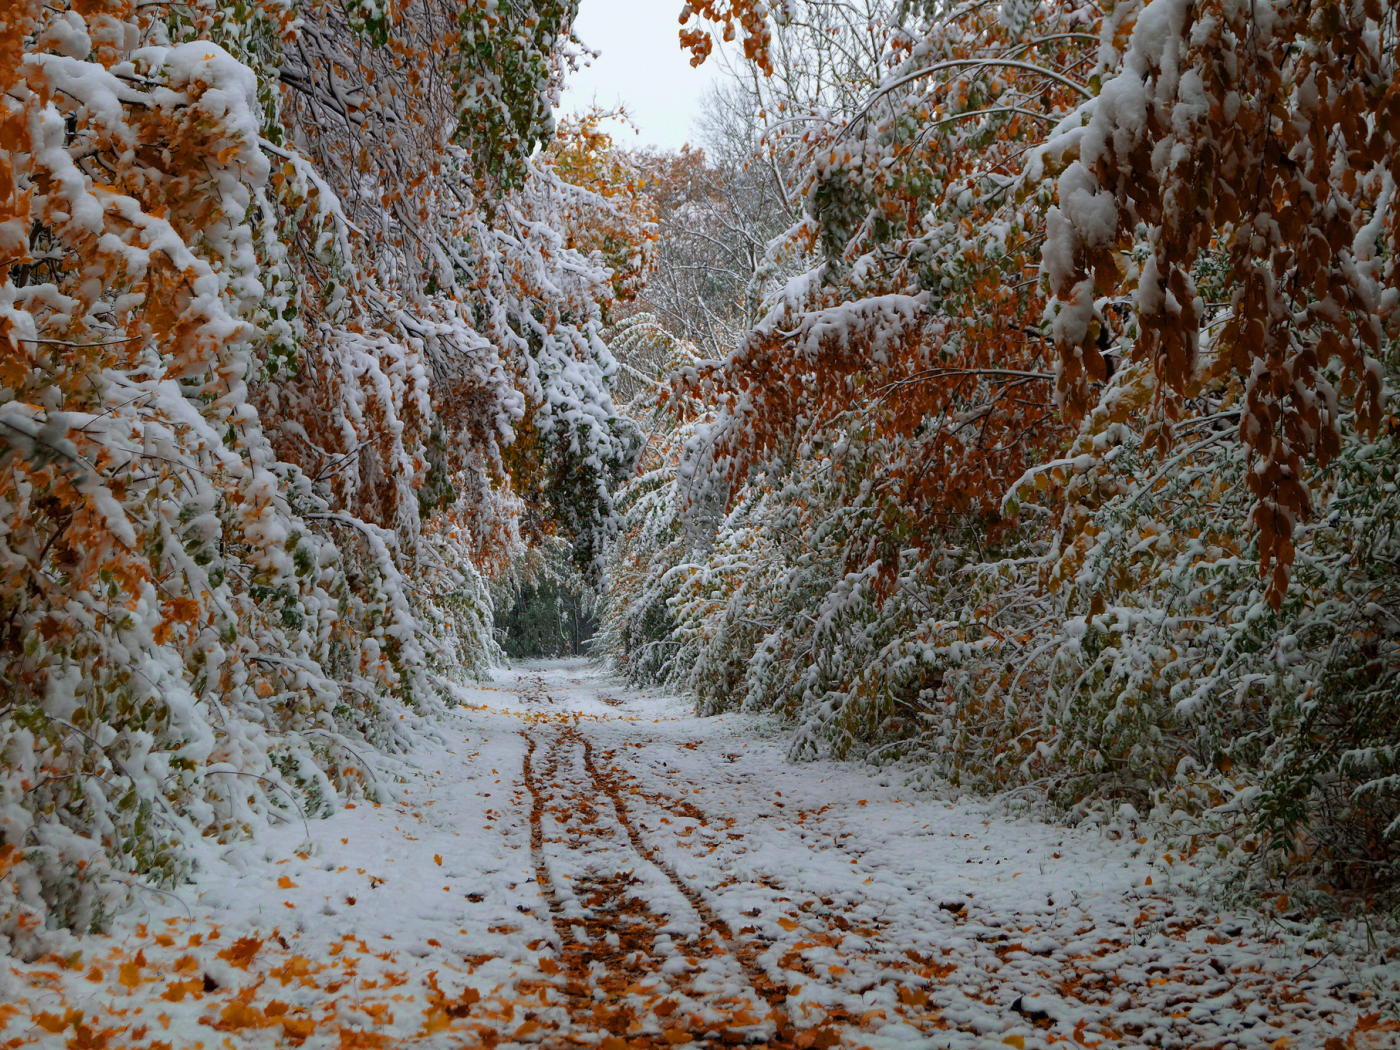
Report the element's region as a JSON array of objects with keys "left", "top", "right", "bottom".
[
  {"left": 1033, "top": 0, "right": 1399, "bottom": 607},
  {"left": 0, "top": 0, "right": 645, "bottom": 951},
  {"left": 591, "top": 0, "right": 1400, "bottom": 892}
]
